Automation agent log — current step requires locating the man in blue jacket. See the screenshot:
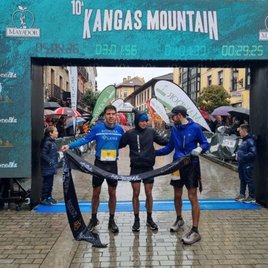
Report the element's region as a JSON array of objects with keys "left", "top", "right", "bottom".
[
  {"left": 155, "top": 105, "right": 209, "bottom": 245},
  {"left": 61, "top": 105, "right": 124, "bottom": 233},
  {"left": 235, "top": 124, "right": 256, "bottom": 203}
]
